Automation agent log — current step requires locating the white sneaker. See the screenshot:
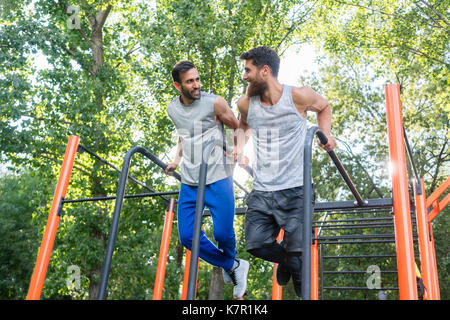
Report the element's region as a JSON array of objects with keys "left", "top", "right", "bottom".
[
  {"left": 226, "top": 259, "right": 249, "bottom": 299},
  {"left": 222, "top": 268, "right": 233, "bottom": 285}
]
